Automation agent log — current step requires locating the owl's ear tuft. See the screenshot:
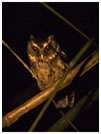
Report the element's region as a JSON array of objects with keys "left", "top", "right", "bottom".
[
  {"left": 48, "top": 35, "right": 54, "bottom": 41},
  {"left": 29, "top": 34, "right": 35, "bottom": 41}
]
